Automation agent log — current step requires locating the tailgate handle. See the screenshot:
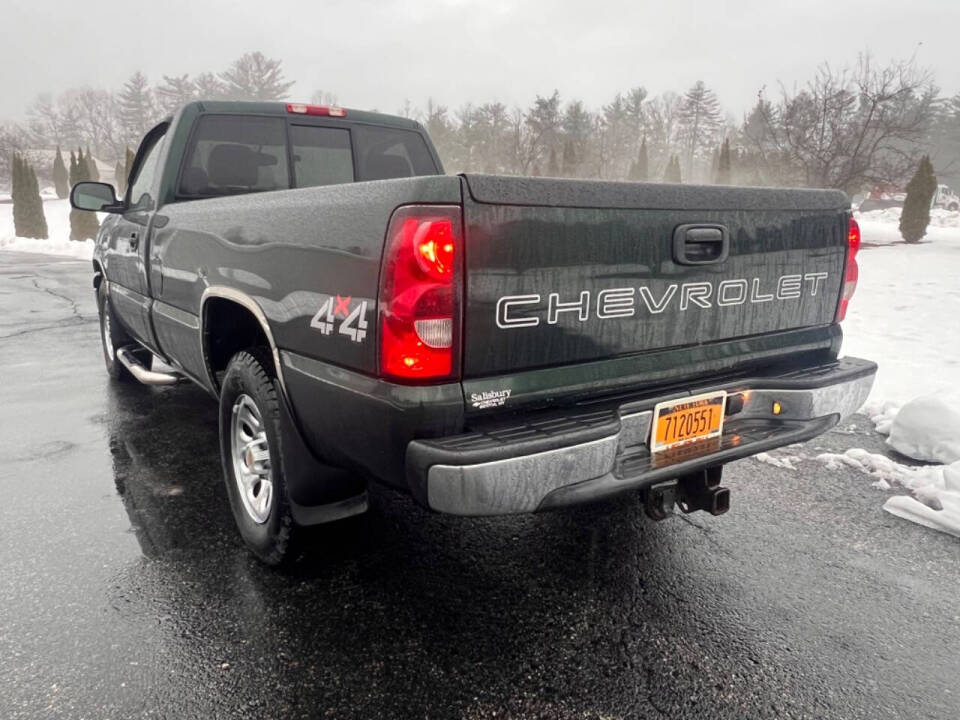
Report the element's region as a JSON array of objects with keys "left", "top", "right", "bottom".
[{"left": 673, "top": 224, "right": 729, "bottom": 265}]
